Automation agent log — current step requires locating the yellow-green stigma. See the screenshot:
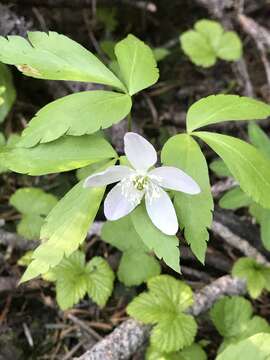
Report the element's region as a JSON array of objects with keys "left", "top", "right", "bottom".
[{"left": 132, "top": 175, "right": 148, "bottom": 191}]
